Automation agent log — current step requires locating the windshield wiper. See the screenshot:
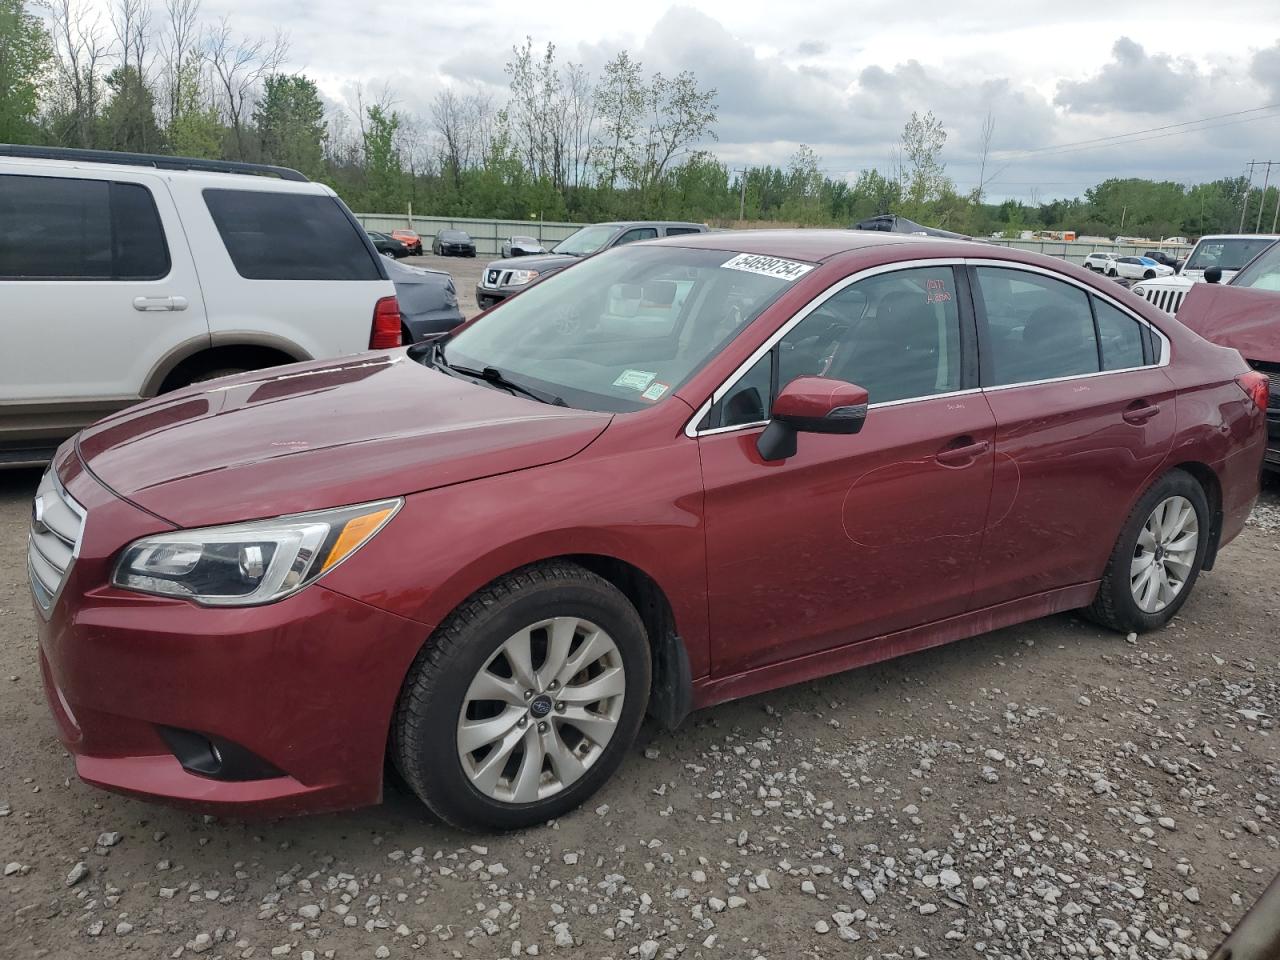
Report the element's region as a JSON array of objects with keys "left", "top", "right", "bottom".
[{"left": 446, "top": 358, "right": 566, "bottom": 407}]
